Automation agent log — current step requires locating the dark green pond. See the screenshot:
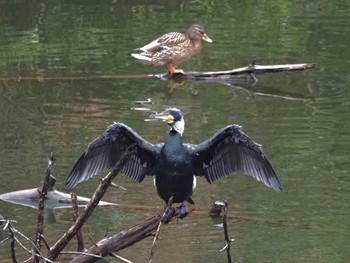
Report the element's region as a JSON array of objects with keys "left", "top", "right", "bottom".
[{"left": 0, "top": 1, "right": 349, "bottom": 262}]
